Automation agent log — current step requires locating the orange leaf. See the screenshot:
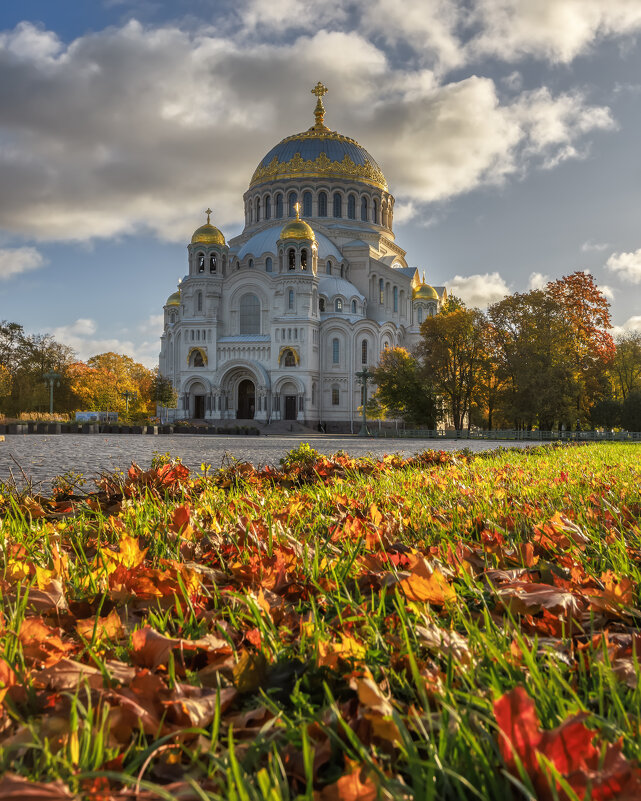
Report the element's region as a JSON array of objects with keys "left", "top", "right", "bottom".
[{"left": 399, "top": 569, "right": 456, "bottom": 605}]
